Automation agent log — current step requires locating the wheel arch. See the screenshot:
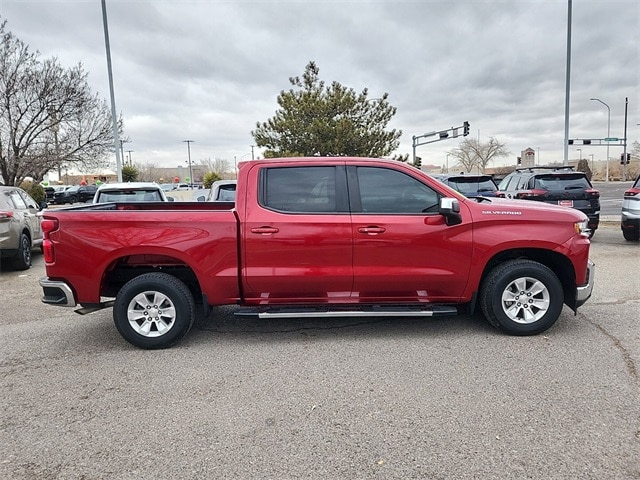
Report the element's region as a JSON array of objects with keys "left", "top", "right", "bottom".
[
  {"left": 100, "top": 253, "right": 206, "bottom": 309},
  {"left": 478, "top": 248, "right": 577, "bottom": 311}
]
